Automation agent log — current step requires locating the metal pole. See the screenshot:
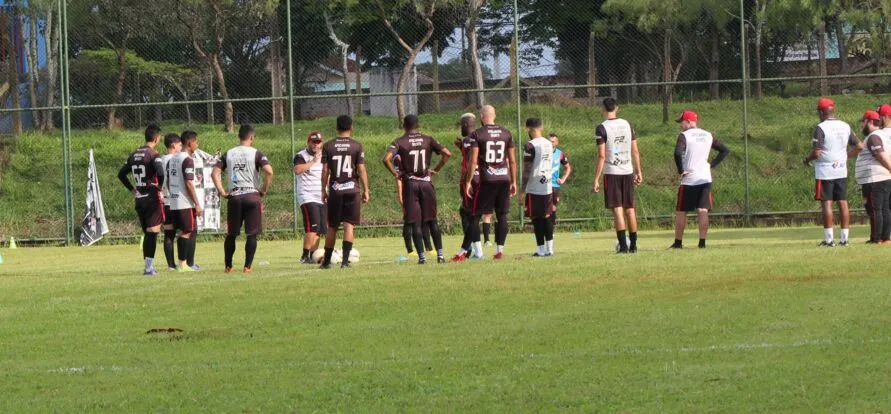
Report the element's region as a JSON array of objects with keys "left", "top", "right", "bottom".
[
  {"left": 740, "top": 0, "right": 750, "bottom": 222},
  {"left": 285, "top": 0, "right": 298, "bottom": 233},
  {"left": 59, "top": 0, "right": 73, "bottom": 244},
  {"left": 513, "top": 0, "right": 523, "bottom": 227}
]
